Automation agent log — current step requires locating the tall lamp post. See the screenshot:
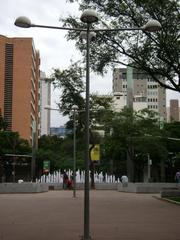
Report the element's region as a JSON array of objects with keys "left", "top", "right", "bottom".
[
  {"left": 15, "top": 12, "right": 161, "bottom": 240},
  {"left": 72, "top": 105, "right": 79, "bottom": 198},
  {"left": 44, "top": 104, "right": 78, "bottom": 198}
]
